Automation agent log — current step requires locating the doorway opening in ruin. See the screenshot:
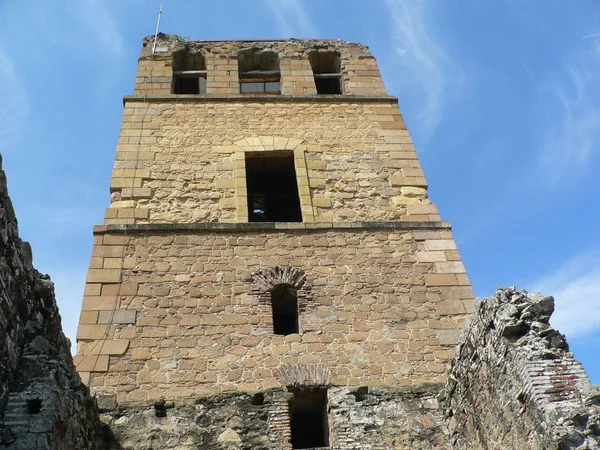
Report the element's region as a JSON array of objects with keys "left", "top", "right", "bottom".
[
  {"left": 288, "top": 388, "right": 329, "bottom": 449},
  {"left": 245, "top": 151, "right": 302, "bottom": 222},
  {"left": 271, "top": 284, "right": 299, "bottom": 335}
]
